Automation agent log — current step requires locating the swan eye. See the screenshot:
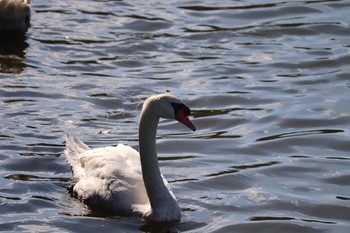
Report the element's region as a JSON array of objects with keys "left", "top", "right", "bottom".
[{"left": 171, "top": 103, "right": 191, "bottom": 116}]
